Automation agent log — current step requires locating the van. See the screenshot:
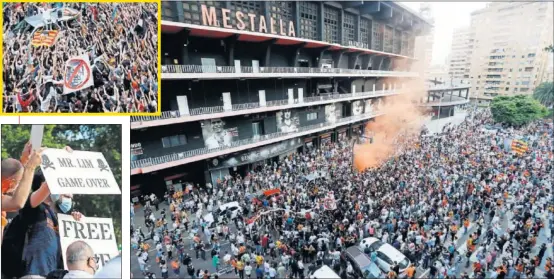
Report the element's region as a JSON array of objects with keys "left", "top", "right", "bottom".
[{"left": 345, "top": 246, "right": 384, "bottom": 279}]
